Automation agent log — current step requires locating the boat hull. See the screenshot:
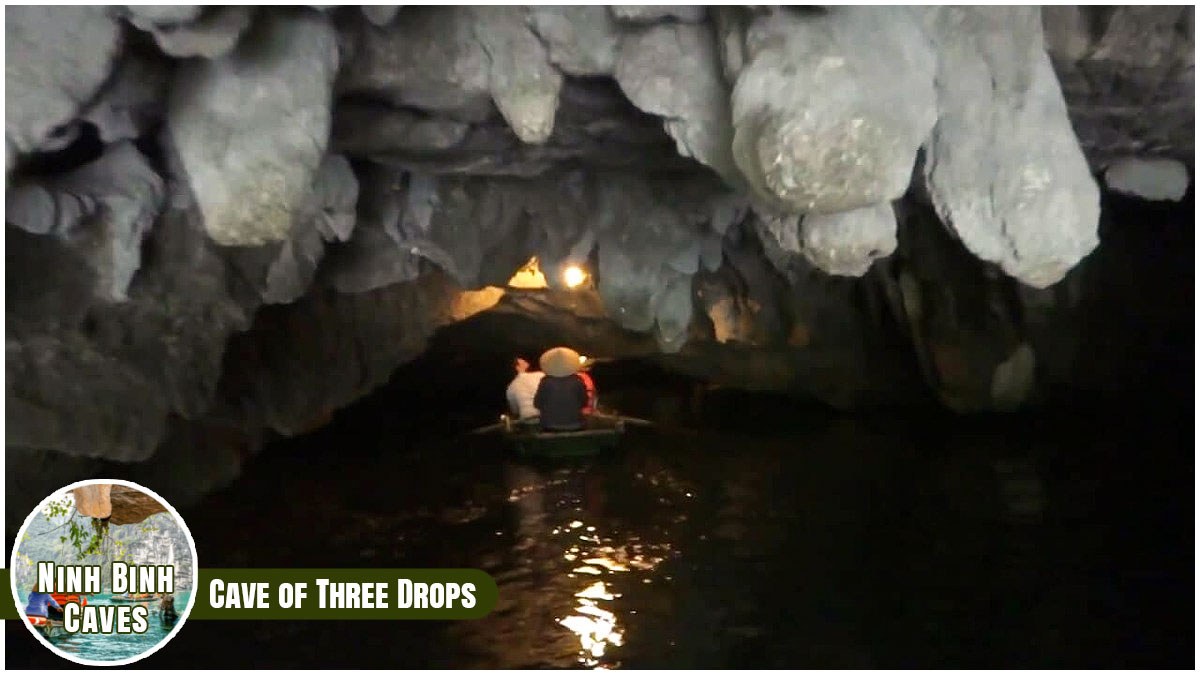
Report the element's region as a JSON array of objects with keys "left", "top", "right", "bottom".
[
  {"left": 28, "top": 615, "right": 66, "bottom": 639},
  {"left": 503, "top": 417, "right": 625, "bottom": 458}
]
